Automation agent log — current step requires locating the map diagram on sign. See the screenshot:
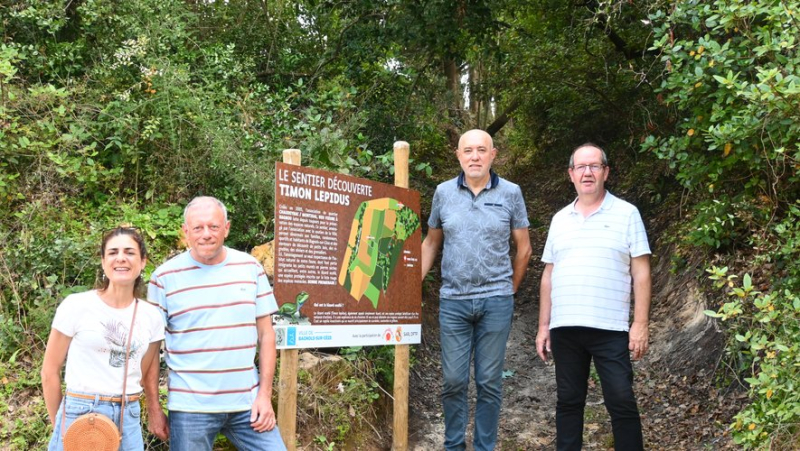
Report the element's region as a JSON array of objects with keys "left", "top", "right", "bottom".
[{"left": 338, "top": 198, "right": 420, "bottom": 308}]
